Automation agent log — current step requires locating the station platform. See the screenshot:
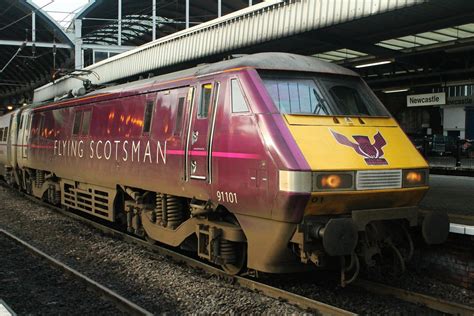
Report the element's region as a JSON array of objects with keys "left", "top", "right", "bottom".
[
  {"left": 428, "top": 157, "right": 474, "bottom": 174},
  {"left": 421, "top": 174, "right": 474, "bottom": 235},
  {"left": 421, "top": 174, "right": 474, "bottom": 217}
]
